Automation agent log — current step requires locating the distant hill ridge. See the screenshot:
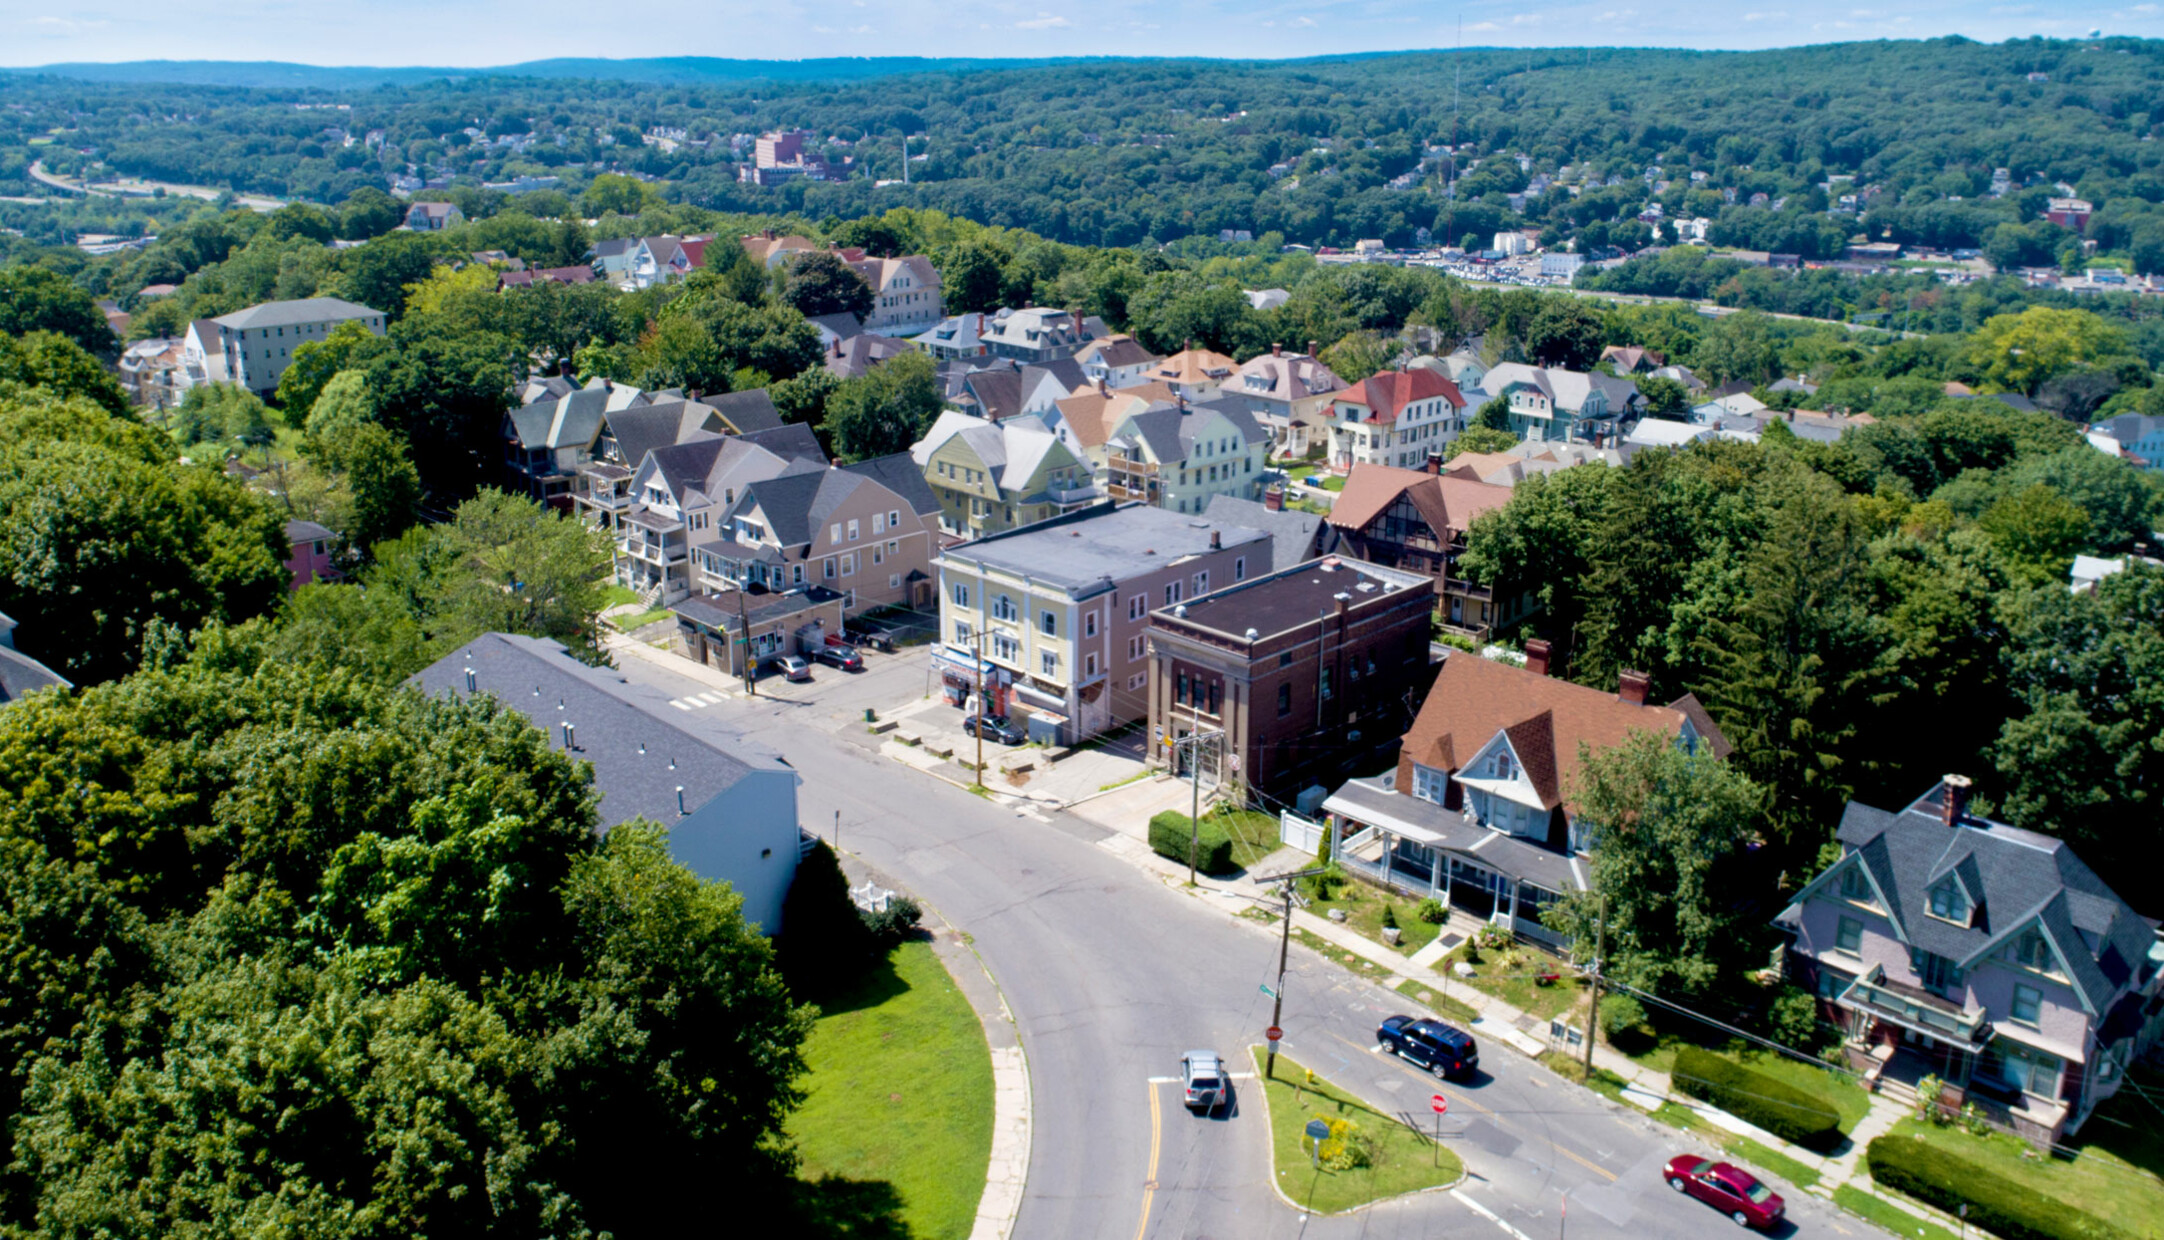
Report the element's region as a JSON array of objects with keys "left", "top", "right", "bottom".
[{"left": 0, "top": 52, "right": 1409, "bottom": 90}]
